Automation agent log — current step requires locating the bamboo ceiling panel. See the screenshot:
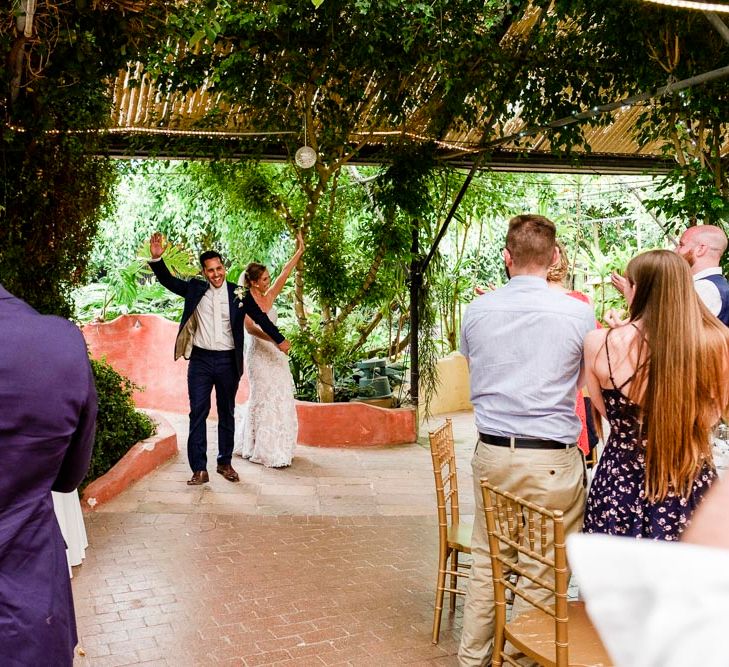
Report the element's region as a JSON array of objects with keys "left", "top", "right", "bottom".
[{"left": 107, "top": 60, "right": 728, "bottom": 172}]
